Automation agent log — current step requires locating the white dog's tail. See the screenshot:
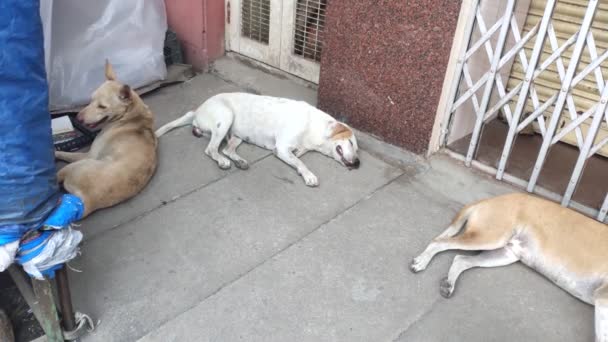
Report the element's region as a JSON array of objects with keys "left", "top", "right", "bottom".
[{"left": 155, "top": 111, "right": 196, "bottom": 137}]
